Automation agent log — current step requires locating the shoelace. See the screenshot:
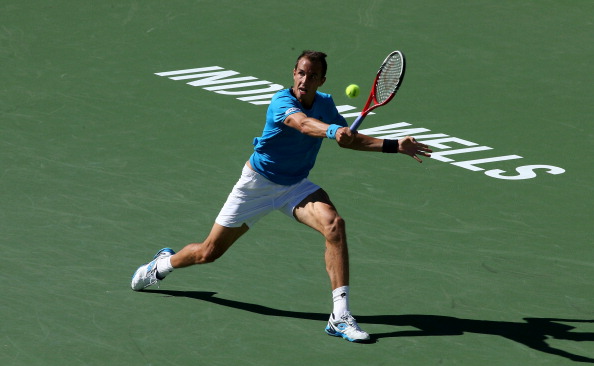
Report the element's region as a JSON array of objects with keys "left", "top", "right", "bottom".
[
  {"left": 144, "top": 261, "right": 161, "bottom": 288},
  {"left": 340, "top": 313, "right": 363, "bottom": 331}
]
